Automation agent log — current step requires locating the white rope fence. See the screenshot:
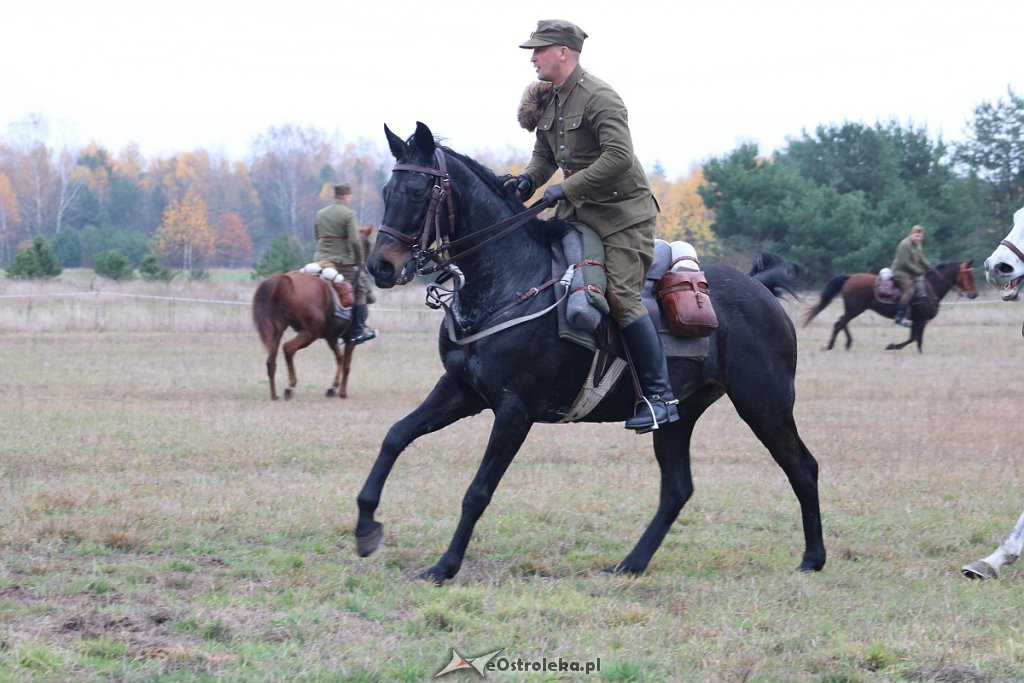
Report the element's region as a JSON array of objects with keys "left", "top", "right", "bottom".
[{"left": 0, "top": 289, "right": 408, "bottom": 311}]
